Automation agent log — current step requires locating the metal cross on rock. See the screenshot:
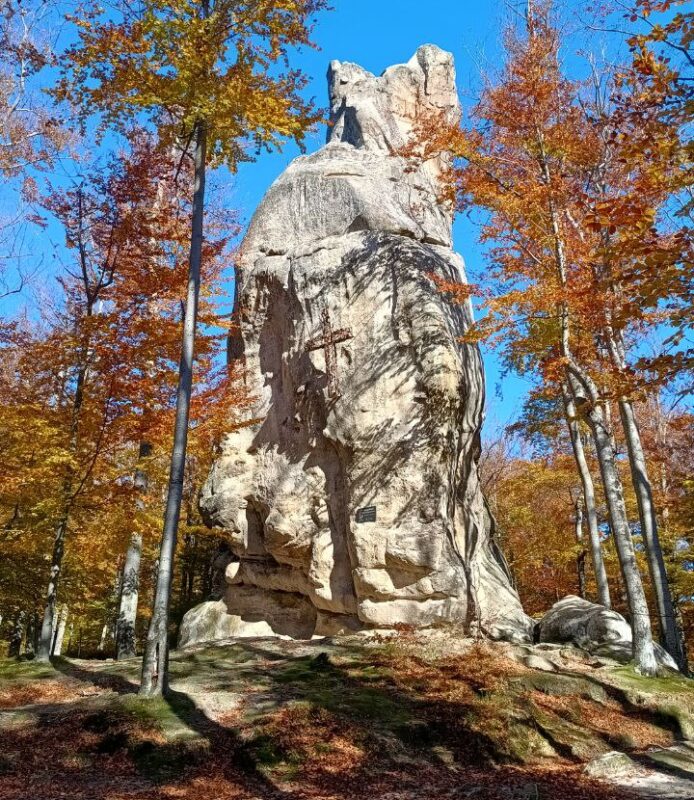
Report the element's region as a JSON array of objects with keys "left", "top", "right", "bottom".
[{"left": 305, "top": 307, "right": 353, "bottom": 398}]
